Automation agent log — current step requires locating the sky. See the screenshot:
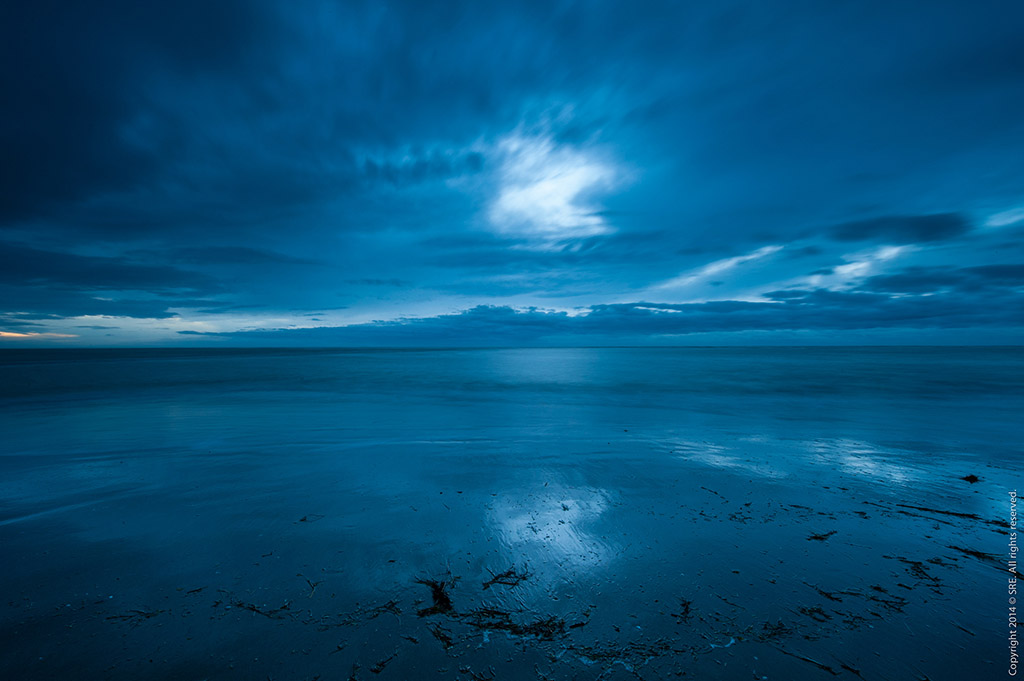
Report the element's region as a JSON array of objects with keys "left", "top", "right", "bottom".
[{"left": 2, "top": 0, "right": 1024, "bottom": 346}]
